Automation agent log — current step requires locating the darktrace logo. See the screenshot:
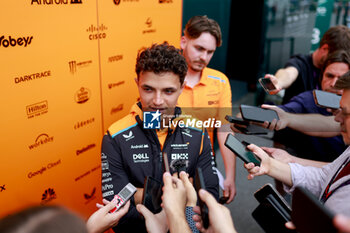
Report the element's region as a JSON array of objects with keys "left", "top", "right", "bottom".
[
  {"left": 26, "top": 100, "right": 48, "bottom": 119},
  {"left": 76, "top": 143, "right": 96, "bottom": 156},
  {"left": 108, "top": 81, "right": 125, "bottom": 89},
  {"left": 0, "top": 36, "right": 33, "bottom": 48},
  {"left": 74, "top": 117, "right": 95, "bottom": 130},
  {"left": 143, "top": 18, "right": 156, "bottom": 34},
  {"left": 108, "top": 54, "right": 123, "bottom": 63},
  {"left": 31, "top": 0, "right": 82, "bottom": 5},
  {"left": 0, "top": 184, "right": 6, "bottom": 193},
  {"left": 84, "top": 187, "right": 96, "bottom": 204},
  {"left": 143, "top": 110, "right": 161, "bottom": 129},
  {"left": 113, "top": 0, "right": 120, "bottom": 5},
  {"left": 69, "top": 60, "right": 92, "bottom": 74},
  {"left": 159, "top": 0, "right": 172, "bottom": 3},
  {"left": 75, "top": 87, "right": 91, "bottom": 104},
  {"left": 28, "top": 133, "right": 54, "bottom": 150},
  {"left": 14, "top": 70, "right": 51, "bottom": 84},
  {"left": 41, "top": 188, "right": 57, "bottom": 204},
  {"left": 86, "top": 24, "right": 107, "bottom": 40},
  {"left": 110, "top": 104, "right": 123, "bottom": 115}
]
